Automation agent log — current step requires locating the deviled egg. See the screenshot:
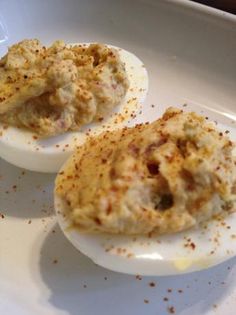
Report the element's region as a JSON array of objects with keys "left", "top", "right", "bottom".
[{"left": 0, "top": 39, "right": 148, "bottom": 172}]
